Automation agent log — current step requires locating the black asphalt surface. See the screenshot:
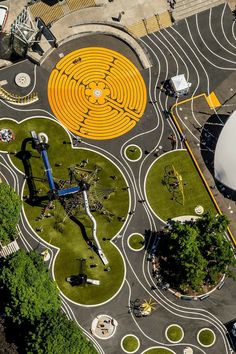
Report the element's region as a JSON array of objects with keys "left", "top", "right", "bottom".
[{"left": 1, "top": 3, "right": 236, "bottom": 354}]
